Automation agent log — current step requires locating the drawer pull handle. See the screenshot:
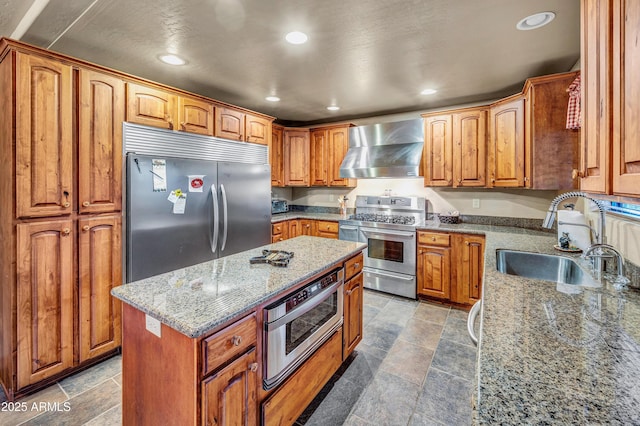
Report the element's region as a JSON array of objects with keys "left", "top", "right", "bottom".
[
  {"left": 63, "top": 202, "right": 70, "bottom": 208},
  {"left": 346, "top": 289, "right": 352, "bottom": 295},
  {"left": 62, "top": 228, "right": 71, "bottom": 235},
  {"left": 82, "top": 201, "right": 90, "bottom": 207},
  {"left": 82, "top": 225, "right": 90, "bottom": 231},
  {"left": 431, "top": 237, "right": 436, "bottom": 241},
  {"left": 248, "top": 362, "right": 258, "bottom": 372},
  {"left": 354, "top": 262, "right": 360, "bottom": 268},
  {"left": 232, "top": 335, "right": 242, "bottom": 346}
]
